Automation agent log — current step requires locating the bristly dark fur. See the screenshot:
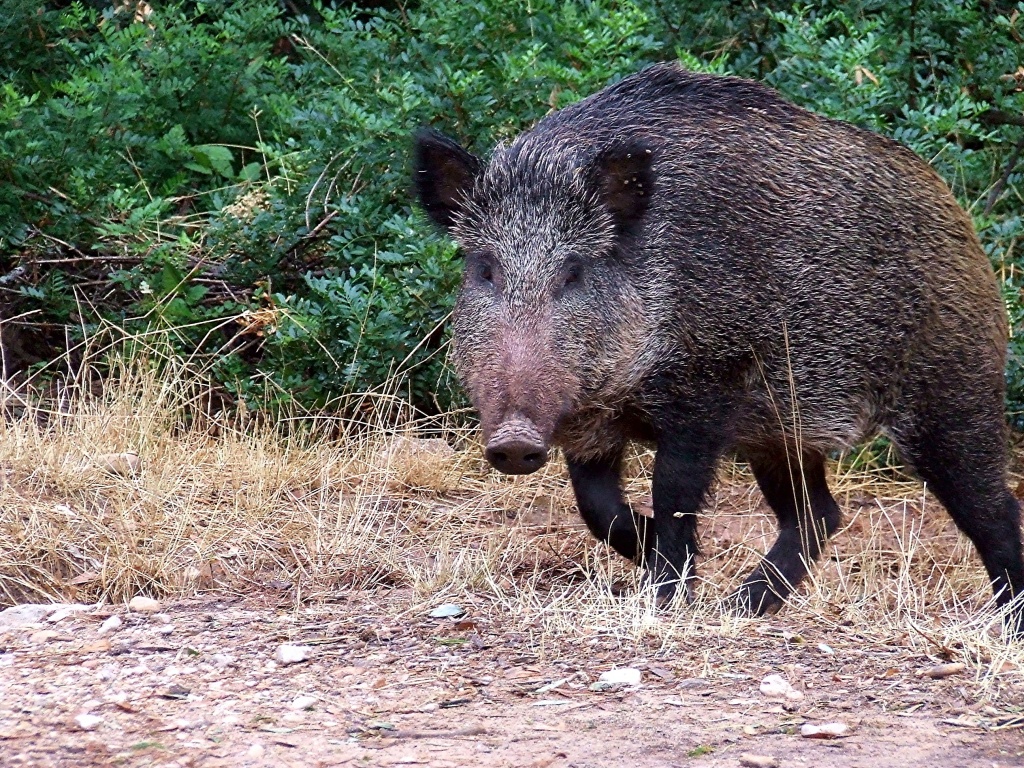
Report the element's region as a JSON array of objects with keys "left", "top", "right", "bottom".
[{"left": 412, "top": 62, "right": 1024, "bottom": 635}]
